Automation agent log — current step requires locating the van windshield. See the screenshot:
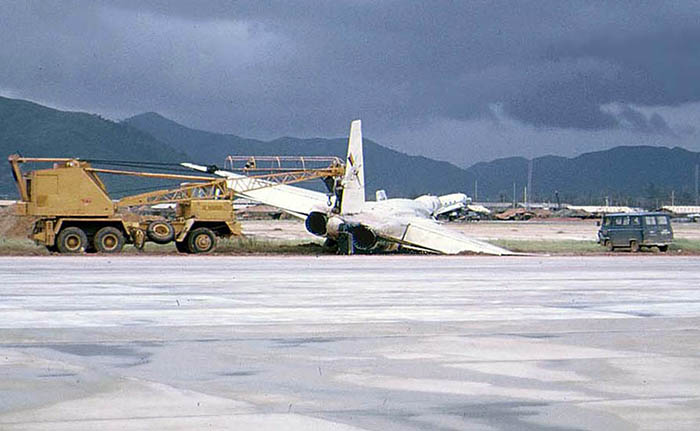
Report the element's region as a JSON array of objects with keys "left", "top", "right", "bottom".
[{"left": 657, "top": 216, "right": 669, "bottom": 225}]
